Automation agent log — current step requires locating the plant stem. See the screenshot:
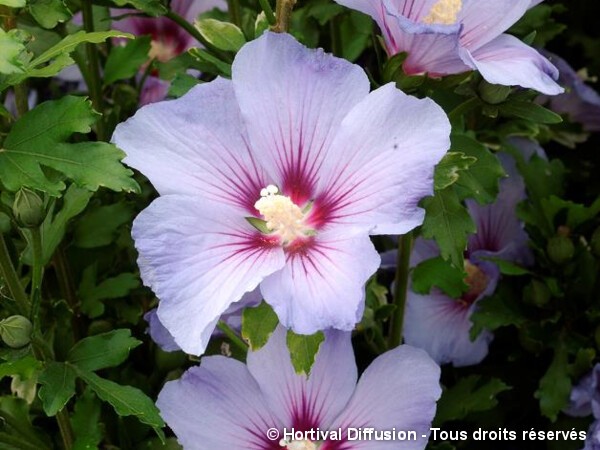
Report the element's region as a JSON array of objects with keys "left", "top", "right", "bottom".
[
  {"left": 258, "top": 0, "right": 276, "bottom": 25},
  {"left": 388, "top": 233, "right": 413, "bottom": 348},
  {"left": 0, "top": 234, "right": 30, "bottom": 316},
  {"left": 55, "top": 408, "right": 75, "bottom": 450},
  {"left": 14, "top": 83, "right": 29, "bottom": 117},
  {"left": 227, "top": 0, "right": 242, "bottom": 27},
  {"left": 271, "top": 0, "right": 296, "bottom": 33},
  {"left": 81, "top": 0, "right": 106, "bottom": 140},
  {"left": 29, "top": 228, "right": 43, "bottom": 309},
  {"left": 217, "top": 321, "right": 248, "bottom": 354},
  {"left": 53, "top": 245, "right": 83, "bottom": 340}
]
